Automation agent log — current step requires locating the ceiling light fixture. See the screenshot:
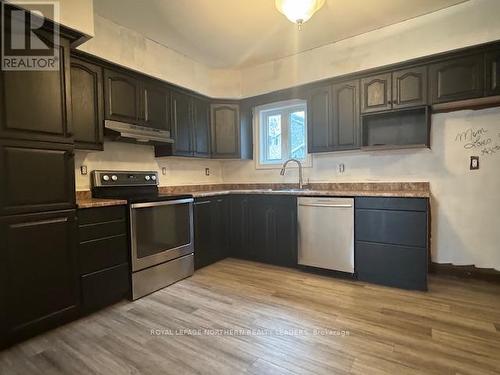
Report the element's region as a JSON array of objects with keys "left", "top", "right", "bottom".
[{"left": 275, "top": 0, "right": 325, "bottom": 31}]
